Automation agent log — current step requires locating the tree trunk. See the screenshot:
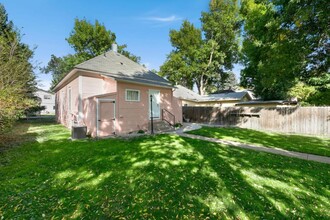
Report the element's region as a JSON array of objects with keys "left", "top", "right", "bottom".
[
  {"left": 199, "top": 75, "right": 205, "bottom": 95},
  {"left": 199, "top": 44, "right": 215, "bottom": 95},
  {"left": 196, "top": 81, "right": 201, "bottom": 95}
]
